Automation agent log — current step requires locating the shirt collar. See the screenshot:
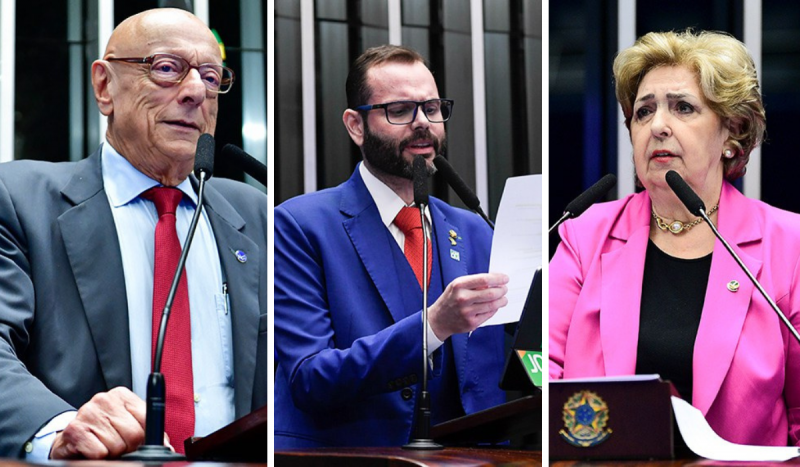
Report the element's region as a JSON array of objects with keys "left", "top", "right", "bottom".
[
  {"left": 358, "top": 161, "right": 430, "bottom": 227},
  {"left": 101, "top": 140, "right": 198, "bottom": 208}
]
